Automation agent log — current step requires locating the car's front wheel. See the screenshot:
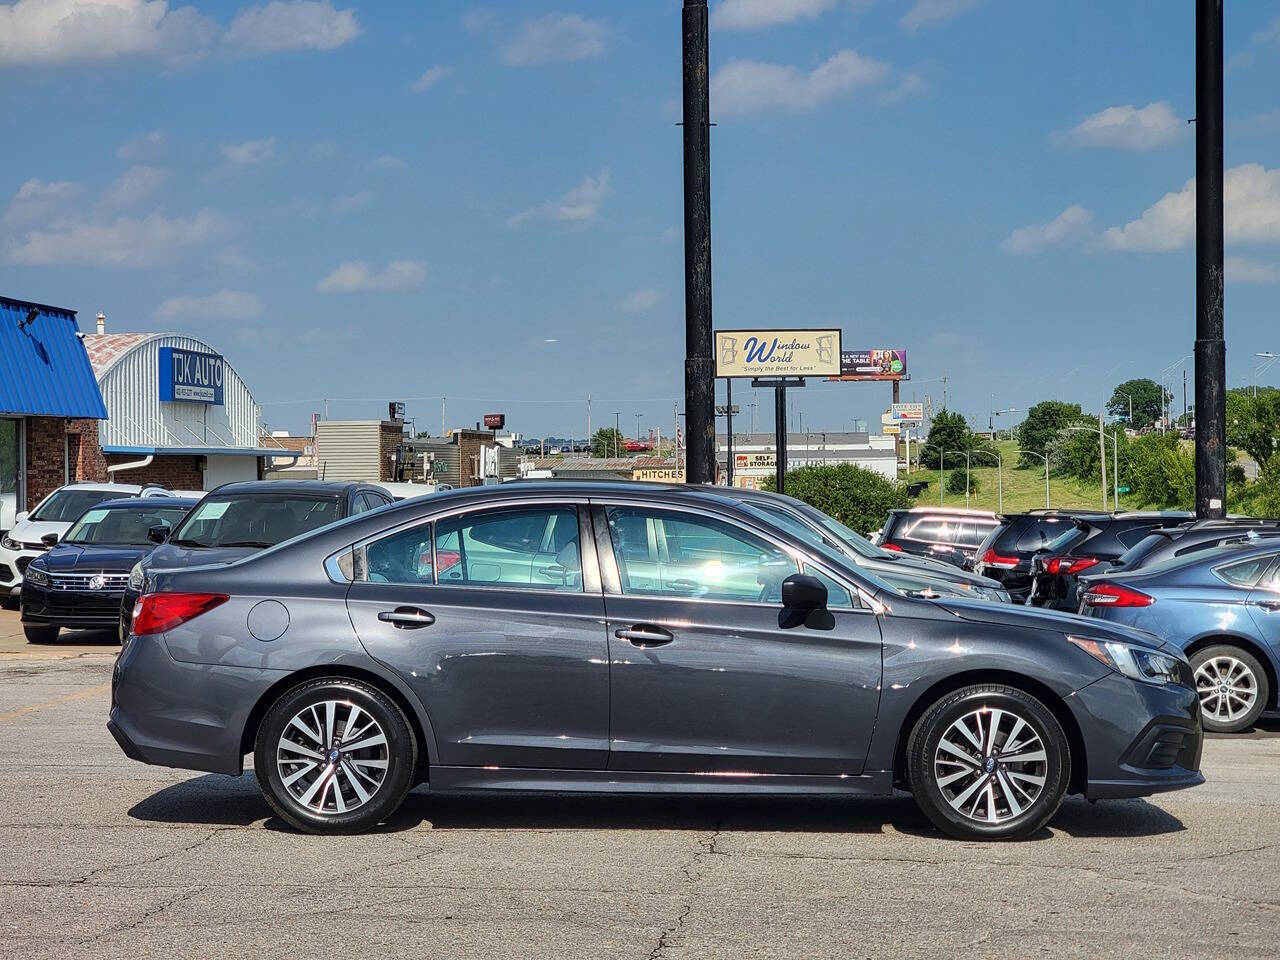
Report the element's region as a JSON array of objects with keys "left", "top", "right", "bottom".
[
  {"left": 254, "top": 678, "right": 417, "bottom": 833},
  {"left": 23, "top": 624, "right": 58, "bottom": 644},
  {"left": 1191, "top": 645, "right": 1269, "bottom": 734},
  {"left": 907, "top": 684, "right": 1071, "bottom": 841}
]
